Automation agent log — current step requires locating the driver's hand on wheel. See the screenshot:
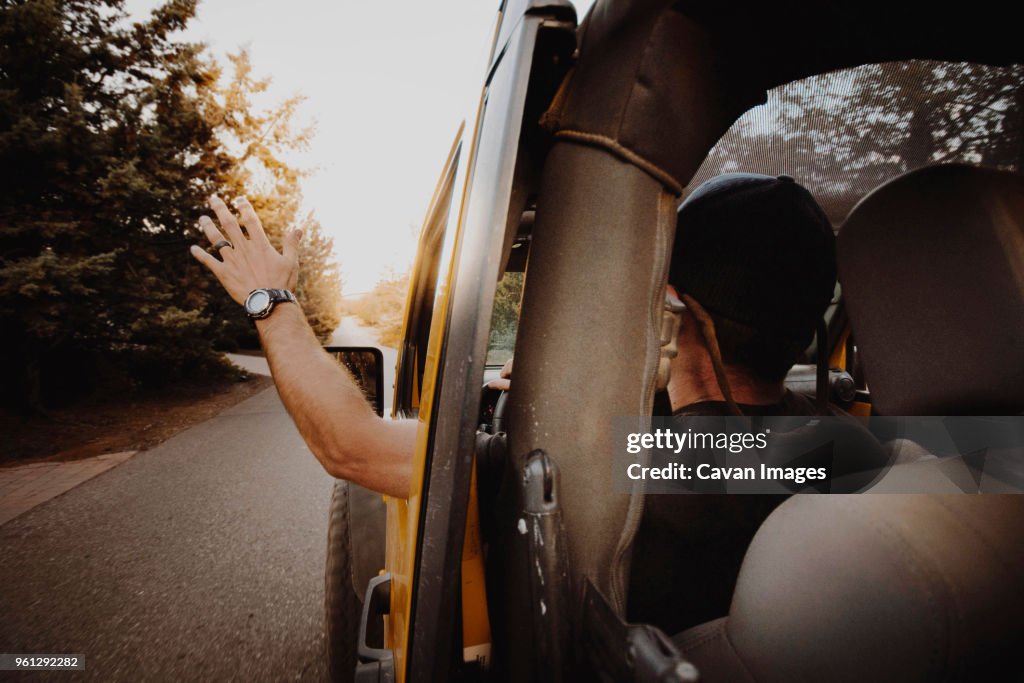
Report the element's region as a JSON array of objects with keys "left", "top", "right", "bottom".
[
  {"left": 189, "top": 195, "right": 303, "bottom": 304},
  {"left": 485, "top": 357, "right": 513, "bottom": 391}
]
